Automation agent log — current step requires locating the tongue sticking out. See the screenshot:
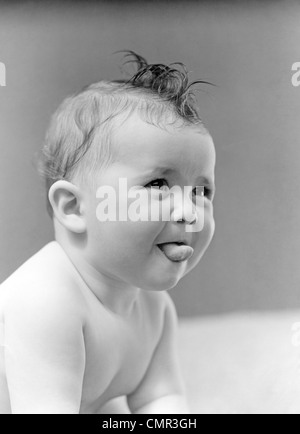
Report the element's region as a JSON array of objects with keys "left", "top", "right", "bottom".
[{"left": 159, "top": 243, "right": 194, "bottom": 262}]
